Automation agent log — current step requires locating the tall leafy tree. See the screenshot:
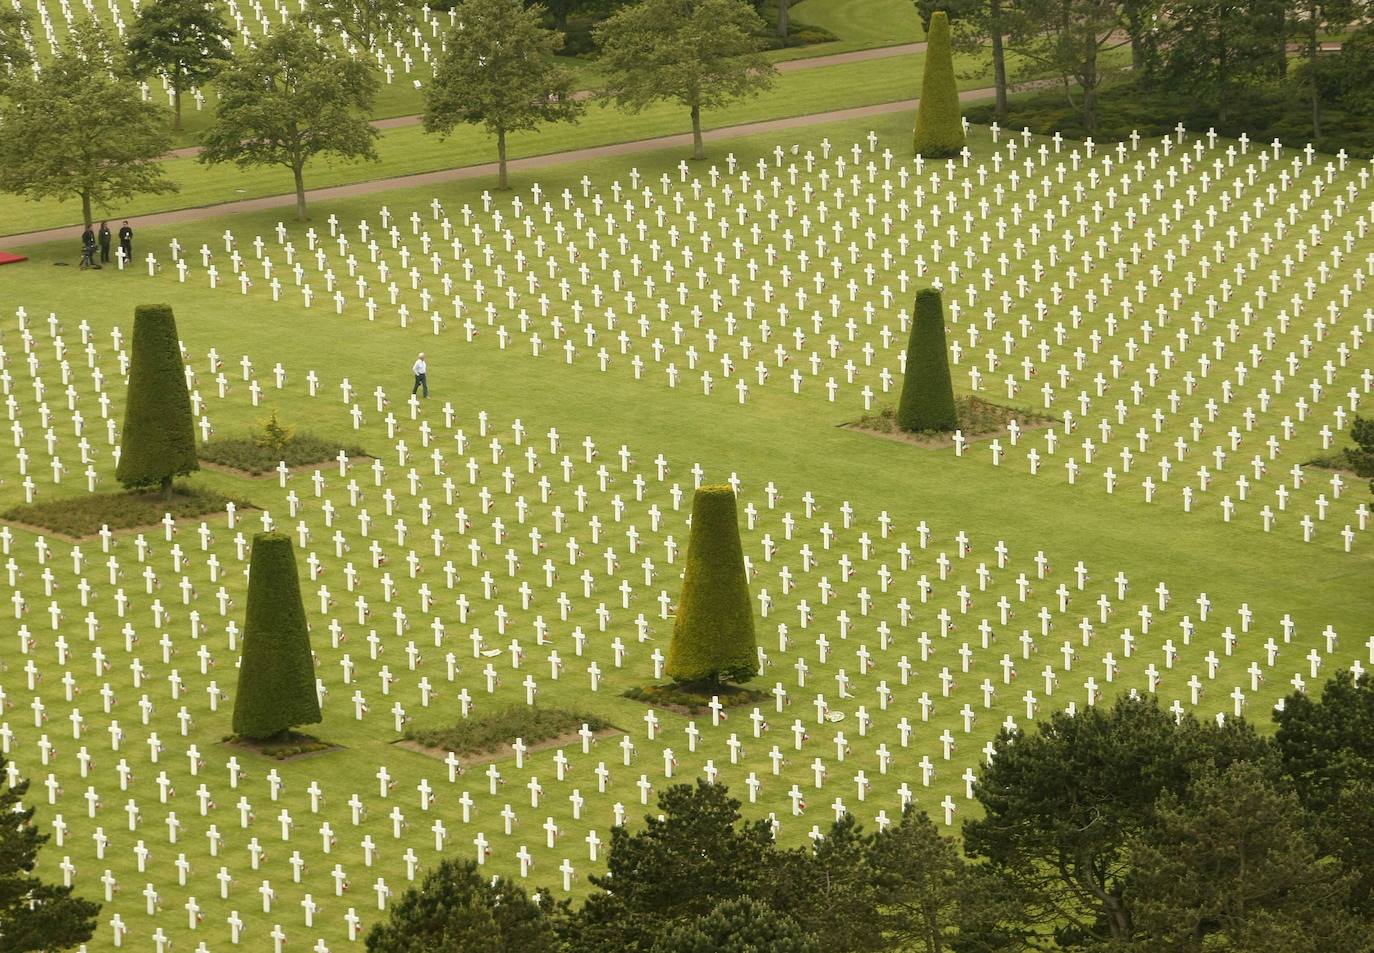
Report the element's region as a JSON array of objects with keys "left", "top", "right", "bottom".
[
  {"left": 1005, "top": 0, "right": 1129, "bottom": 133},
  {"left": 424, "top": 0, "right": 581, "bottom": 190},
  {"left": 594, "top": 0, "right": 774, "bottom": 159},
  {"left": 963, "top": 695, "right": 1271, "bottom": 947},
  {"left": 0, "top": 757, "right": 101, "bottom": 952},
  {"left": 365, "top": 858, "right": 558, "bottom": 952},
  {"left": 125, "top": 0, "right": 234, "bottom": 131},
  {"left": 1158, "top": 0, "right": 1285, "bottom": 124},
  {"left": 0, "top": 5, "right": 32, "bottom": 88},
  {"left": 943, "top": 0, "right": 1011, "bottom": 119},
  {"left": 307, "top": 0, "right": 414, "bottom": 52},
  {"left": 1292, "top": 0, "right": 1357, "bottom": 138},
  {"left": 200, "top": 24, "right": 378, "bottom": 220},
  {"left": 1275, "top": 669, "right": 1374, "bottom": 916},
  {"left": 0, "top": 19, "right": 175, "bottom": 228},
  {"left": 565, "top": 780, "right": 776, "bottom": 952}
]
